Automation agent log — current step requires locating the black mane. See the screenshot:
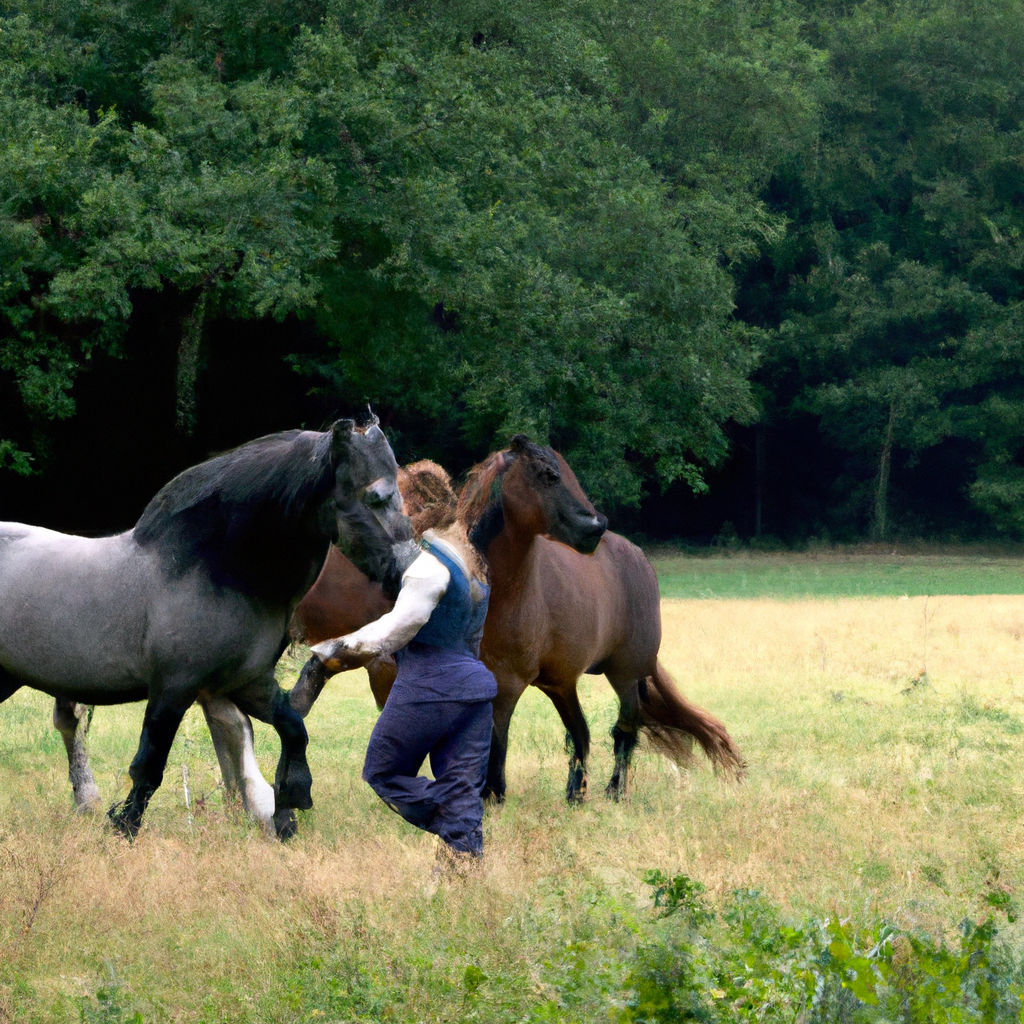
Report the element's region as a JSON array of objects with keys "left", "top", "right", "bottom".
[
  {"left": 134, "top": 430, "right": 336, "bottom": 604},
  {"left": 469, "top": 499, "right": 505, "bottom": 556}
]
